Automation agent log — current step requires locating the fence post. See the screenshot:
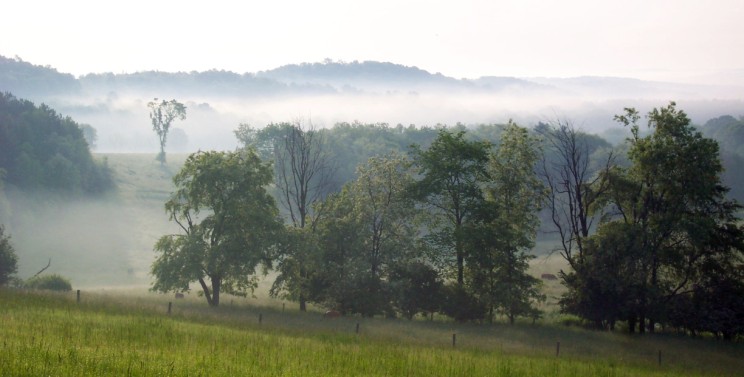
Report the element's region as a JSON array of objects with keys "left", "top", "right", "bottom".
[
  {"left": 452, "top": 333, "right": 456, "bottom": 347},
  {"left": 355, "top": 323, "right": 360, "bottom": 334},
  {"left": 168, "top": 302, "right": 172, "bottom": 315},
  {"left": 259, "top": 313, "right": 263, "bottom": 324},
  {"left": 76, "top": 290, "right": 80, "bottom": 303},
  {"left": 282, "top": 303, "right": 285, "bottom": 312},
  {"left": 556, "top": 341, "right": 560, "bottom": 357},
  {"left": 658, "top": 350, "right": 661, "bottom": 366}
]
